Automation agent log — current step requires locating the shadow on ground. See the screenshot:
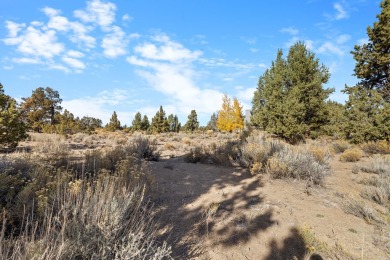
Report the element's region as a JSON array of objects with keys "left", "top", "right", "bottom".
[{"left": 150, "top": 155, "right": 308, "bottom": 259}]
